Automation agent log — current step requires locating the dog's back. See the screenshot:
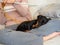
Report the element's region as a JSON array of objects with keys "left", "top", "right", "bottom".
[{"left": 16, "top": 19, "right": 37, "bottom": 32}]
